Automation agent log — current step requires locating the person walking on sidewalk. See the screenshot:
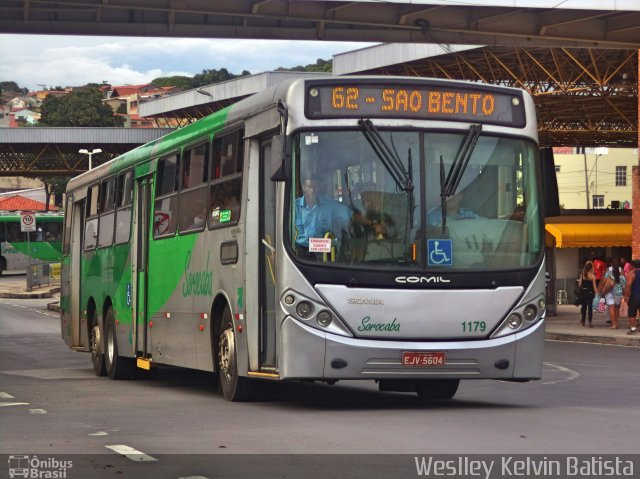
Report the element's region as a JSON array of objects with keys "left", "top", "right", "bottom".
[
  {"left": 599, "top": 259, "right": 626, "bottom": 330},
  {"left": 578, "top": 260, "right": 597, "bottom": 327},
  {"left": 623, "top": 259, "right": 640, "bottom": 335}
]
